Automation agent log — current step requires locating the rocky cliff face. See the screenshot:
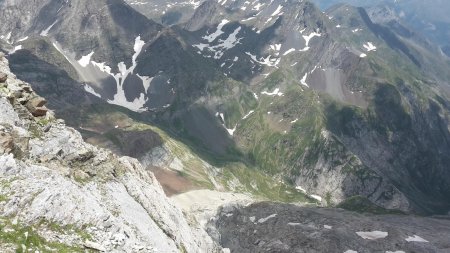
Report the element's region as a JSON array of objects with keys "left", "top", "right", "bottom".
[{"left": 0, "top": 52, "right": 218, "bottom": 252}]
